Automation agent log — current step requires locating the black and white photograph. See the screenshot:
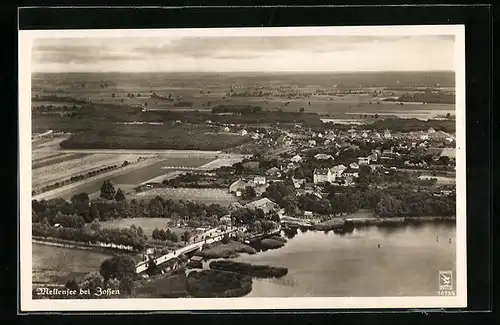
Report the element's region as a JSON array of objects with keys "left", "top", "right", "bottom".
[{"left": 19, "top": 25, "right": 466, "bottom": 311}]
